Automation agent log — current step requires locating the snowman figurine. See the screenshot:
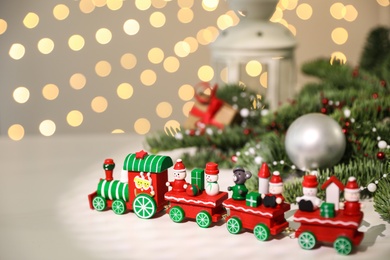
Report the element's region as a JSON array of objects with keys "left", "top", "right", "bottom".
[{"left": 204, "top": 162, "right": 220, "bottom": 196}]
